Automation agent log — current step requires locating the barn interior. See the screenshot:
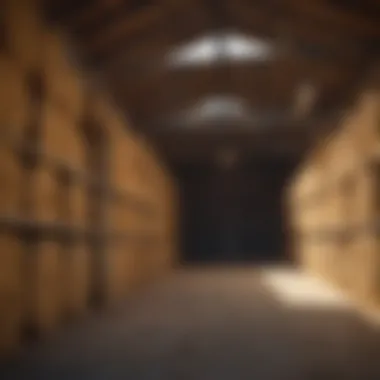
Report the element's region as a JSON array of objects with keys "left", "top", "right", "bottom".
[{"left": 0, "top": 0, "right": 380, "bottom": 378}]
